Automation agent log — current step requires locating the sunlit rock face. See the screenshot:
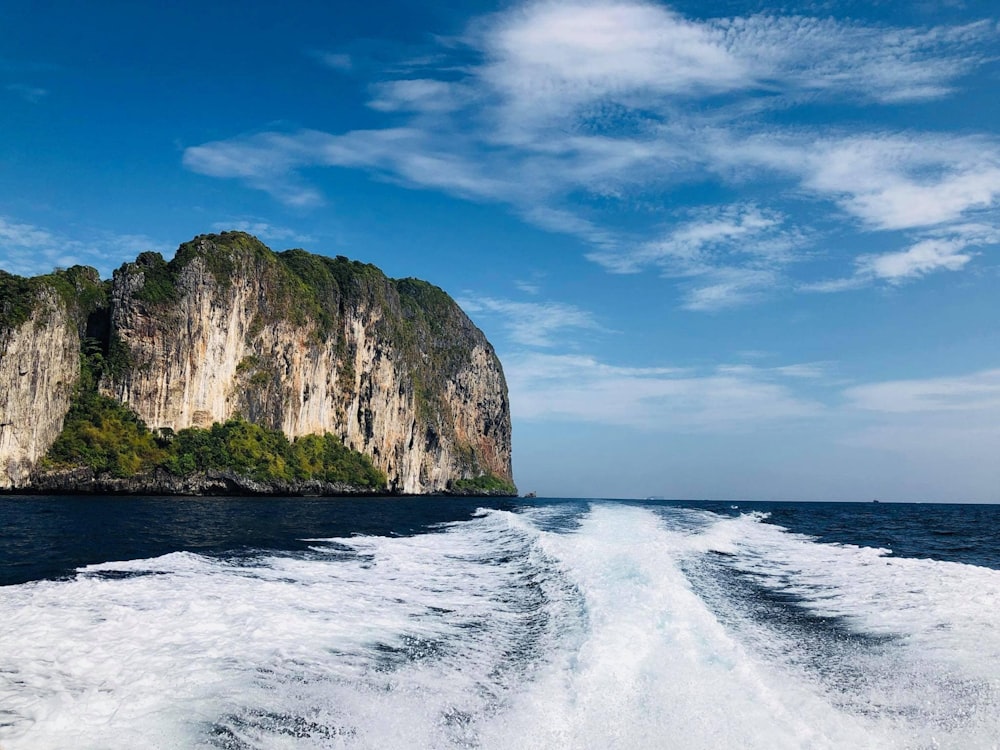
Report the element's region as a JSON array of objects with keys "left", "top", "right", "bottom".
[
  {"left": 0, "top": 289, "right": 81, "bottom": 488},
  {"left": 0, "top": 232, "right": 513, "bottom": 494},
  {"left": 101, "top": 233, "right": 513, "bottom": 494}
]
